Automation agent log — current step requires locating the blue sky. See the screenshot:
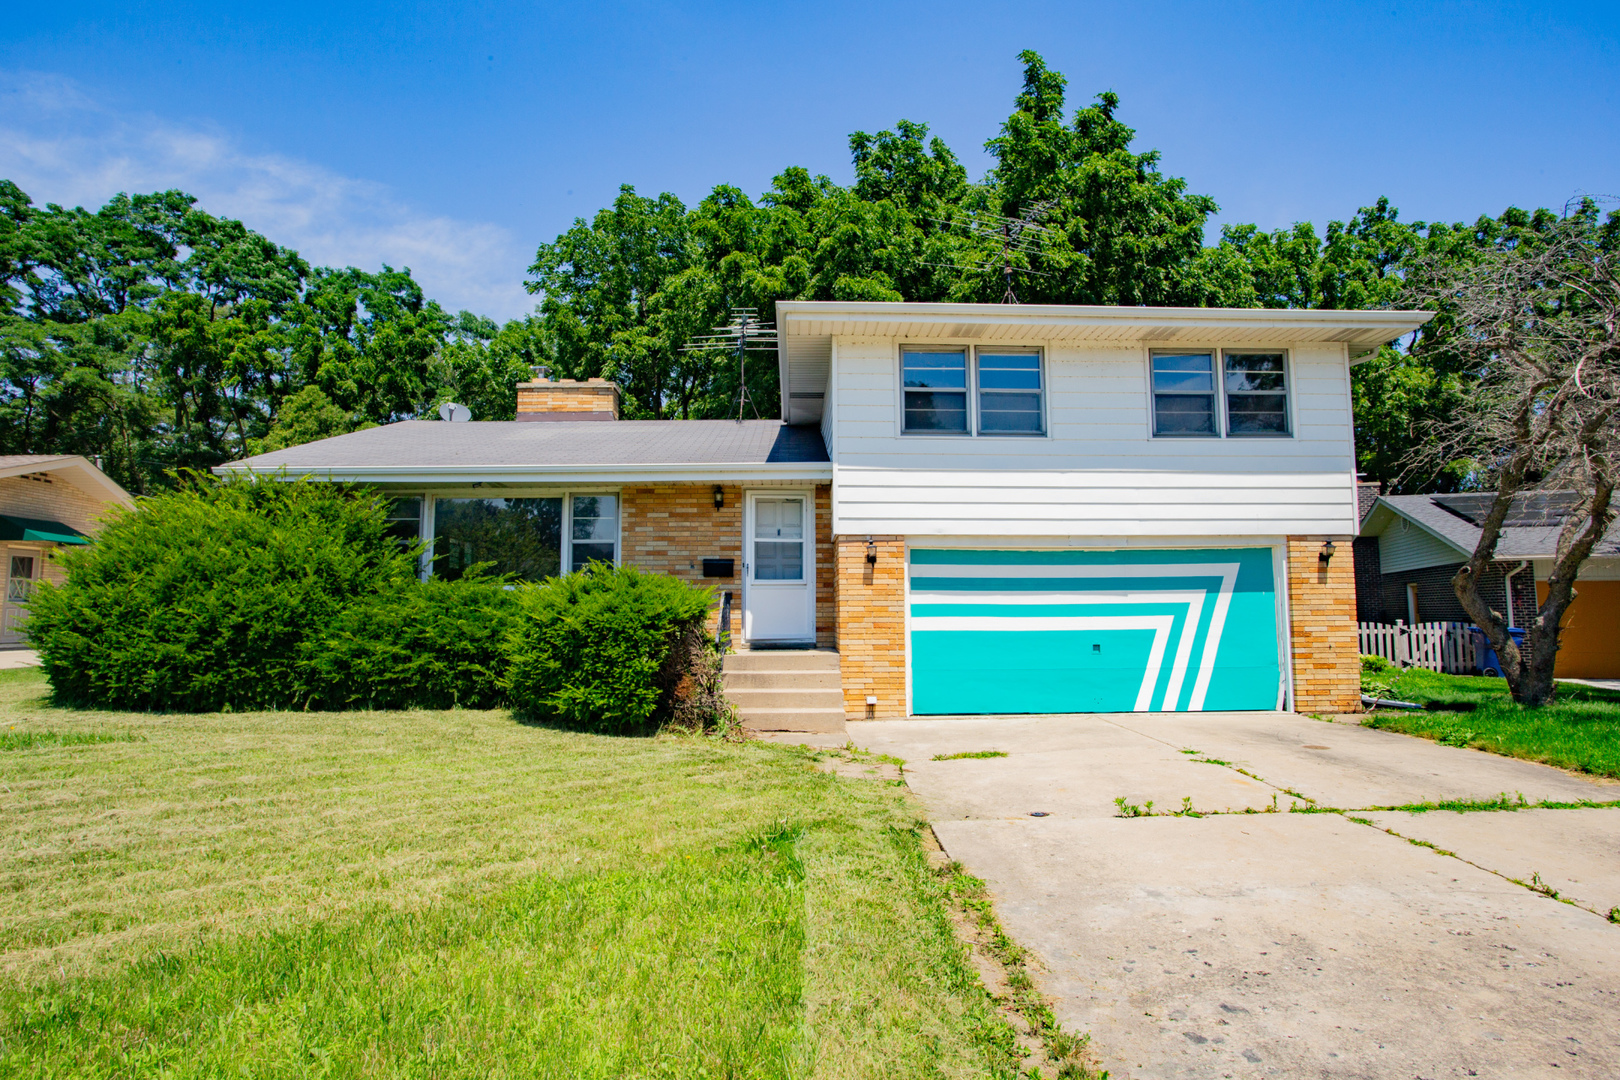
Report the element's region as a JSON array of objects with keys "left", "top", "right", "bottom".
[{"left": 3, "top": 1, "right": 1615, "bottom": 319}]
